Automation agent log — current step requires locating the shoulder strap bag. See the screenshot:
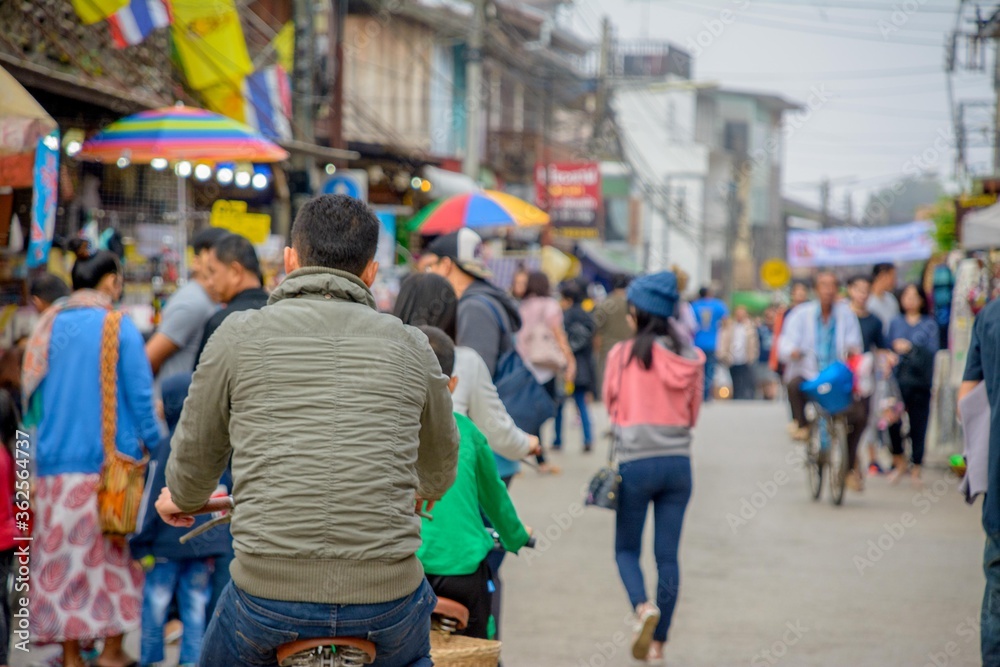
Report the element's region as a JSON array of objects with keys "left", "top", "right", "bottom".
[
  {"left": 96, "top": 311, "right": 150, "bottom": 536},
  {"left": 585, "top": 349, "right": 626, "bottom": 511}
]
